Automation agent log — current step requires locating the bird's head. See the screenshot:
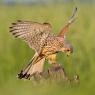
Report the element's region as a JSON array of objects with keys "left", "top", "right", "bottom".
[{"left": 60, "top": 43, "right": 73, "bottom": 56}]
